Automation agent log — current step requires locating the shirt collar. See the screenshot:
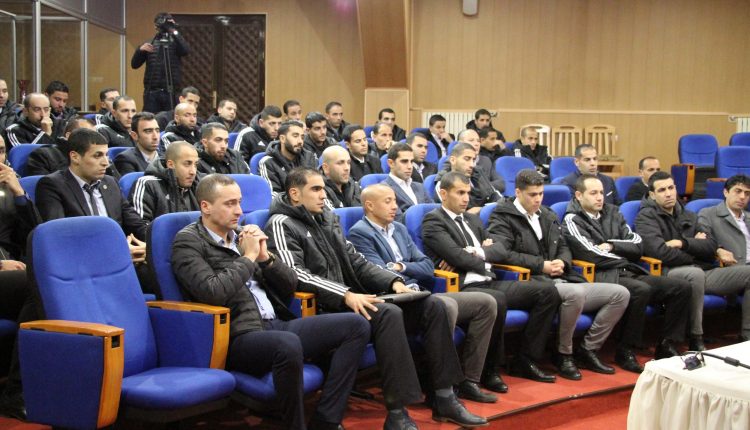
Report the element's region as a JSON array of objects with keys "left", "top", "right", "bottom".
[
  {"left": 513, "top": 198, "right": 540, "bottom": 218},
  {"left": 204, "top": 224, "right": 237, "bottom": 247},
  {"left": 442, "top": 205, "right": 462, "bottom": 220},
  {"left": 69, "top": 168, "right": 99, "bottom": 188},
  {"left": 365, "top": 216, "right": 394, "bottom": 236},
  {"left": 389, "top": 173, "right": 411, "bottom": 188}
]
